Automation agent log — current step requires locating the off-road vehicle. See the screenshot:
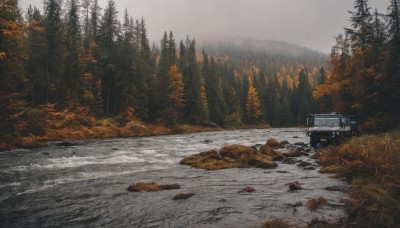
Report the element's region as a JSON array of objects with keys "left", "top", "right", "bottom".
[{"left": 306, "top": 113, "right": 357, "bottom": 148}]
